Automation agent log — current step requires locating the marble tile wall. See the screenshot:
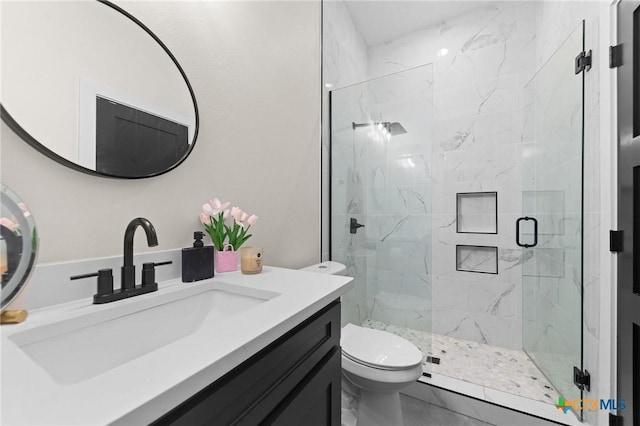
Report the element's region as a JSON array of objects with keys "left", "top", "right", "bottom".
[
  {"left": 331, "top": 65, "right": 435, "bottom": 331},
  {"left": 322, "top": 0, "right": 369, "bottom": 326},
  {"left": 361, "top": 65, "right": 434, "bottom": 332},
  {"left": 366, "top": 2, "right": 538, "bottom": 349},
  {"left": 330, "top": 81, "right": 371, "bottom": 327}
]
